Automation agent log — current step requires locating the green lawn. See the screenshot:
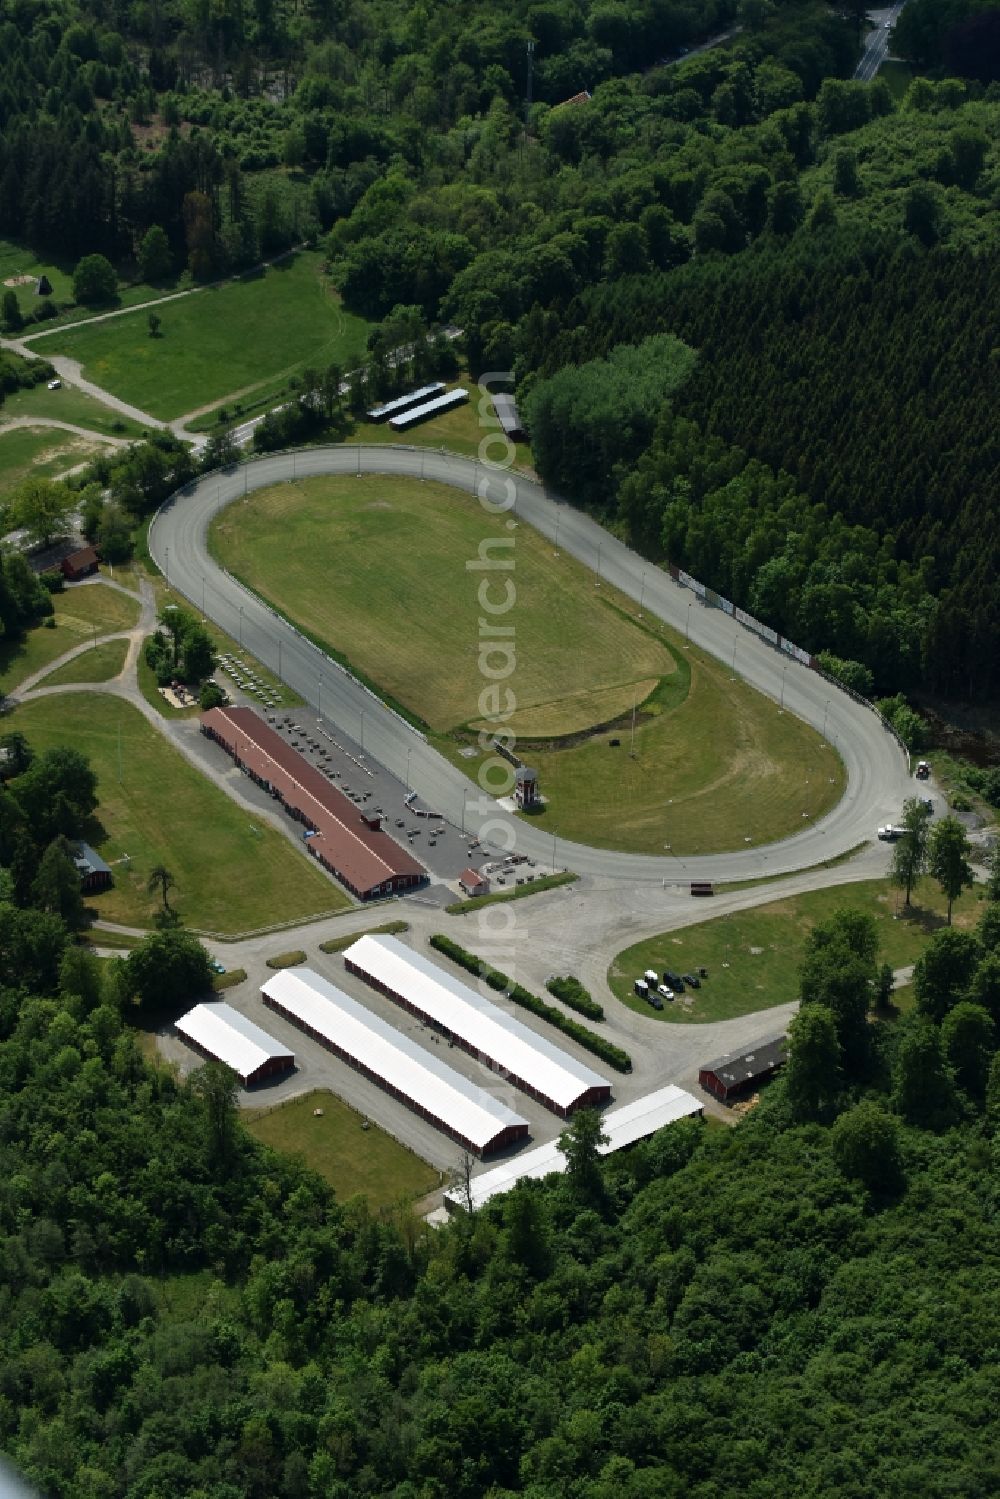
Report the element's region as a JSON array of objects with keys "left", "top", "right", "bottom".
[
  {"left": 243, "top": 1089, "right": 440, "bottom": 1209},
  {"left": 43, "top": 252, "right": 370, "bottom": 422},
  {"left": 7, "top": 693, "right": 351, "bottom": 933},
  {"left": 38, "top": 637, "right": 129, "bottom": 685},
  {"left": 608, "top": 876, "right": 986, "bottom": 1024},
  {"left": 0, "top": 424, "right": 112, "bottom": 499},
  {"left": 212, "top": 475, "right": 843, "bottom": 854},
  {"left": 0, "top": 582, "right": 140, "bottom": 692},
  {"left": 0, "top": 239, "right": 75, "bottom": 311},
  {"left": 0, "top": 381, "right": 150, "bottom": 440},
  {"left": 1, "top": 234, "right": 191, "bottom": 332}
]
